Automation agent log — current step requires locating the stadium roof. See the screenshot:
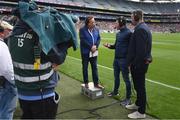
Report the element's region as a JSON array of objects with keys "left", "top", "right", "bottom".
[{"left": 130, "top": 0, "right": 180, "bottom": 2}]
